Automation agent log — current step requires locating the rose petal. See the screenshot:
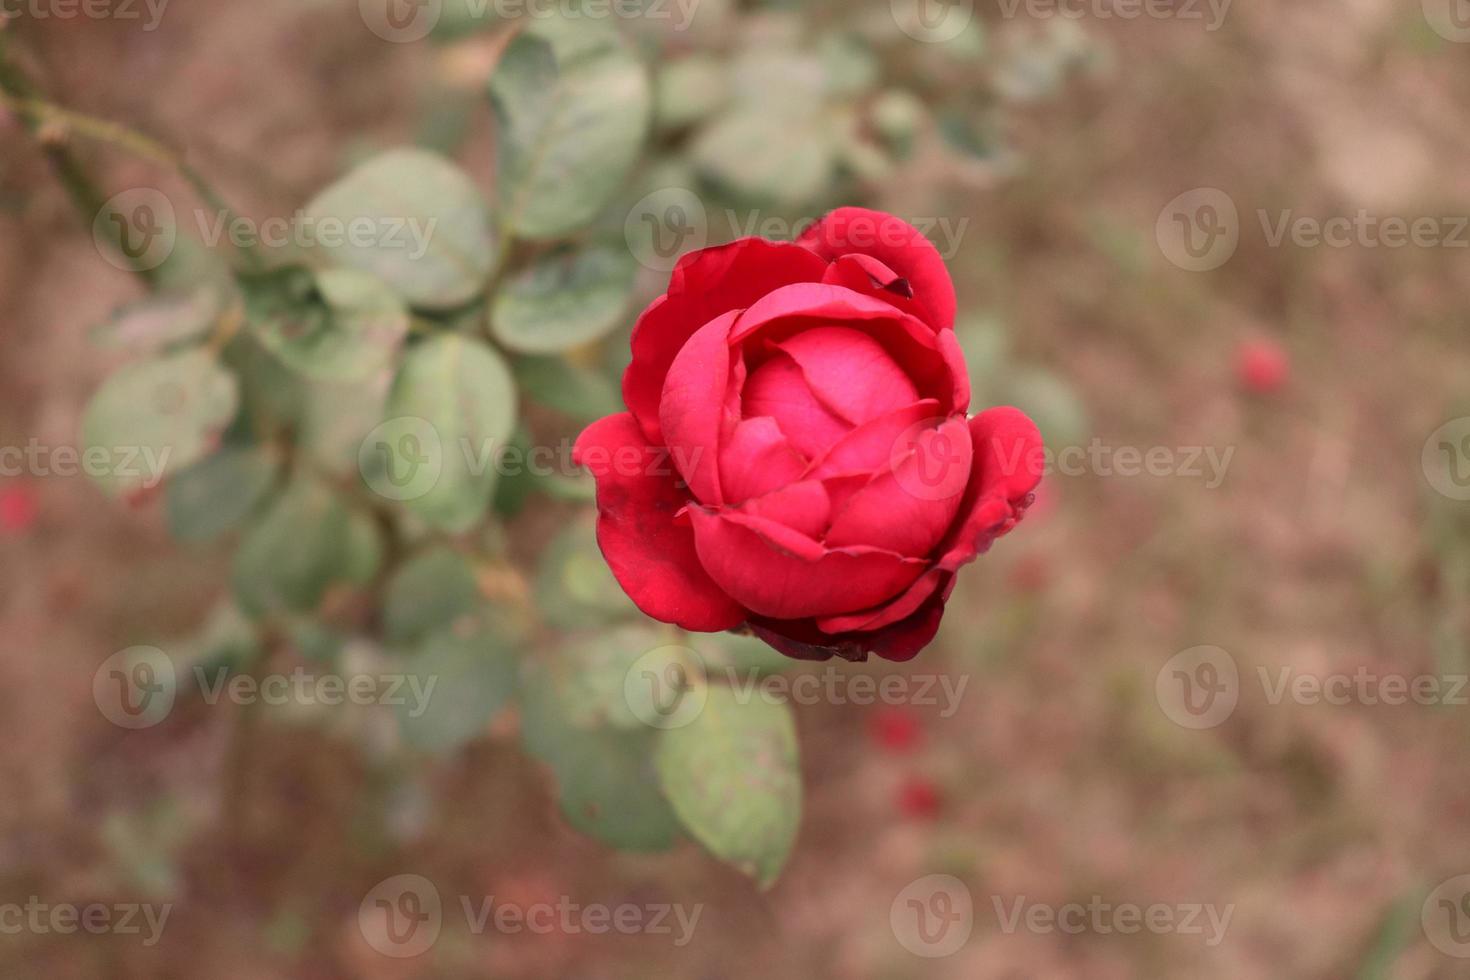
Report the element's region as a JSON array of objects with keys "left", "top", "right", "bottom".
[
  {"left": 774, "top": 326, "right": 919, "bottom": 425},
  {"left": 935, "top": 407, "right": 1045, "bottom": 572},
  {"left": 806, "top": 399, "right": 941, "bottom": 479},
  {"left": 687, "top": 507, "right": 926, "bottom": 620},
  {"left": 825, "top": 417, "right": 973, "bottom": 556},
  {"left": 821, "top": 253, "right": 930, "bottom": 323},
  {"left": 660, "top": 310, "right": 740, "bottom": 506},
  {"left": 737, "top": 479, "right": 831, "bottom": 539},
  {"left": 730, "top": 283, "right": 964, "bottom": 415},
  {"left": 624, "top": 239, "right": 828, "bottom": 444},
  {"left": 815, "top": 568, "right": 945, "bottom": 634},
  {"left": 748, "top": 586, "right": 946, "bottom": 663},
  {"left": 799, "top": 207, "right": 957, "bottom": 331},
  {"left": 720, "top": 416, "right": 807, "bottom": 502},
  {"left": 574, "top": 413, "right": 746, "bottom": 632},
  {"left": 741, "top": 354, "right": 852, "bottom": 460}
]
